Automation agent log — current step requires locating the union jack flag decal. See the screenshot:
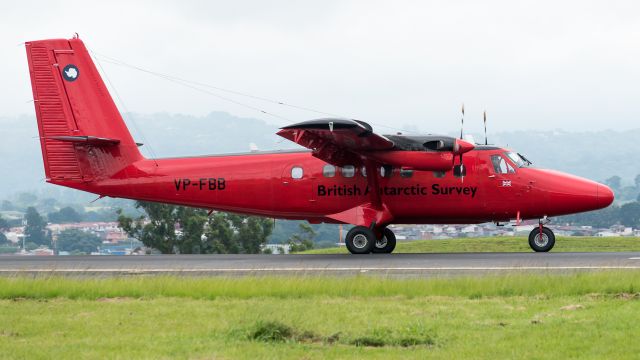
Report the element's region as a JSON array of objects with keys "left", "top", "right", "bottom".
[{"left": 502, "top": 180, "right": 512, "bottom": 187}]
